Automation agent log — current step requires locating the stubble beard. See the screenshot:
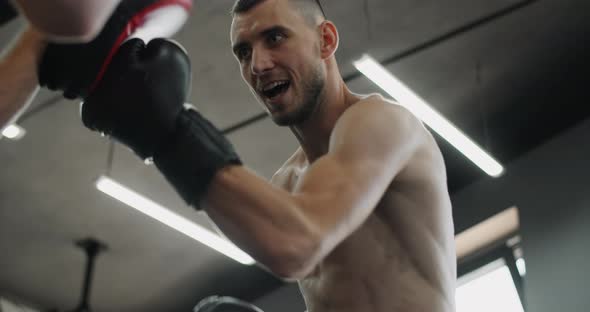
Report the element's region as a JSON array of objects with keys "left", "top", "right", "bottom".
[{"left": 272, "top": 66, "right": 325, "bottom": 127}]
